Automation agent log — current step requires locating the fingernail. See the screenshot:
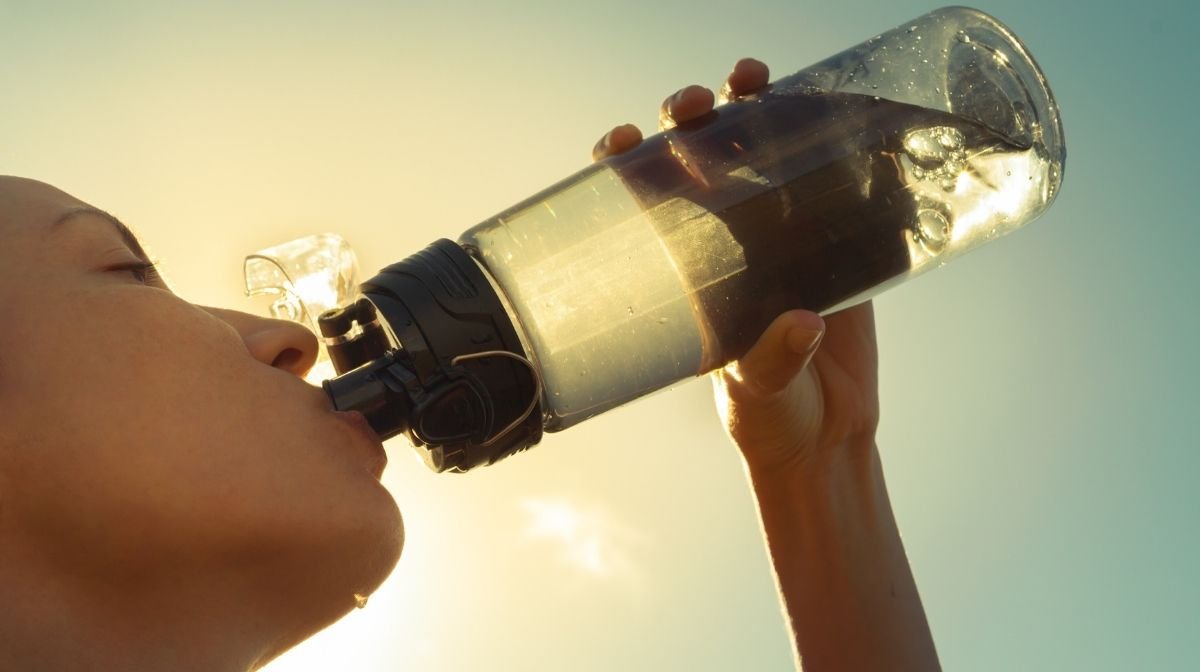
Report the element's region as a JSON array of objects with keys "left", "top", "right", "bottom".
[
  {"left": 787, "top": 327, "right": 824, "bottom": 355},
  {"left": 669, "top": 88, "right": 690, "bottom": 109}
]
